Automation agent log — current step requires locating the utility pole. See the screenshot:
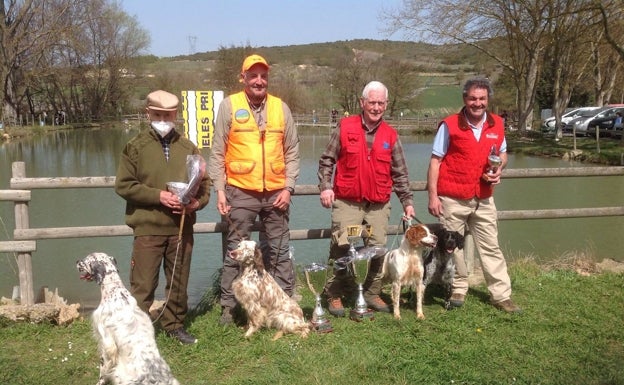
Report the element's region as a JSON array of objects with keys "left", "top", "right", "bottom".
[{"left": 188, "top": 36, "right": 197, "bottom": 55}]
